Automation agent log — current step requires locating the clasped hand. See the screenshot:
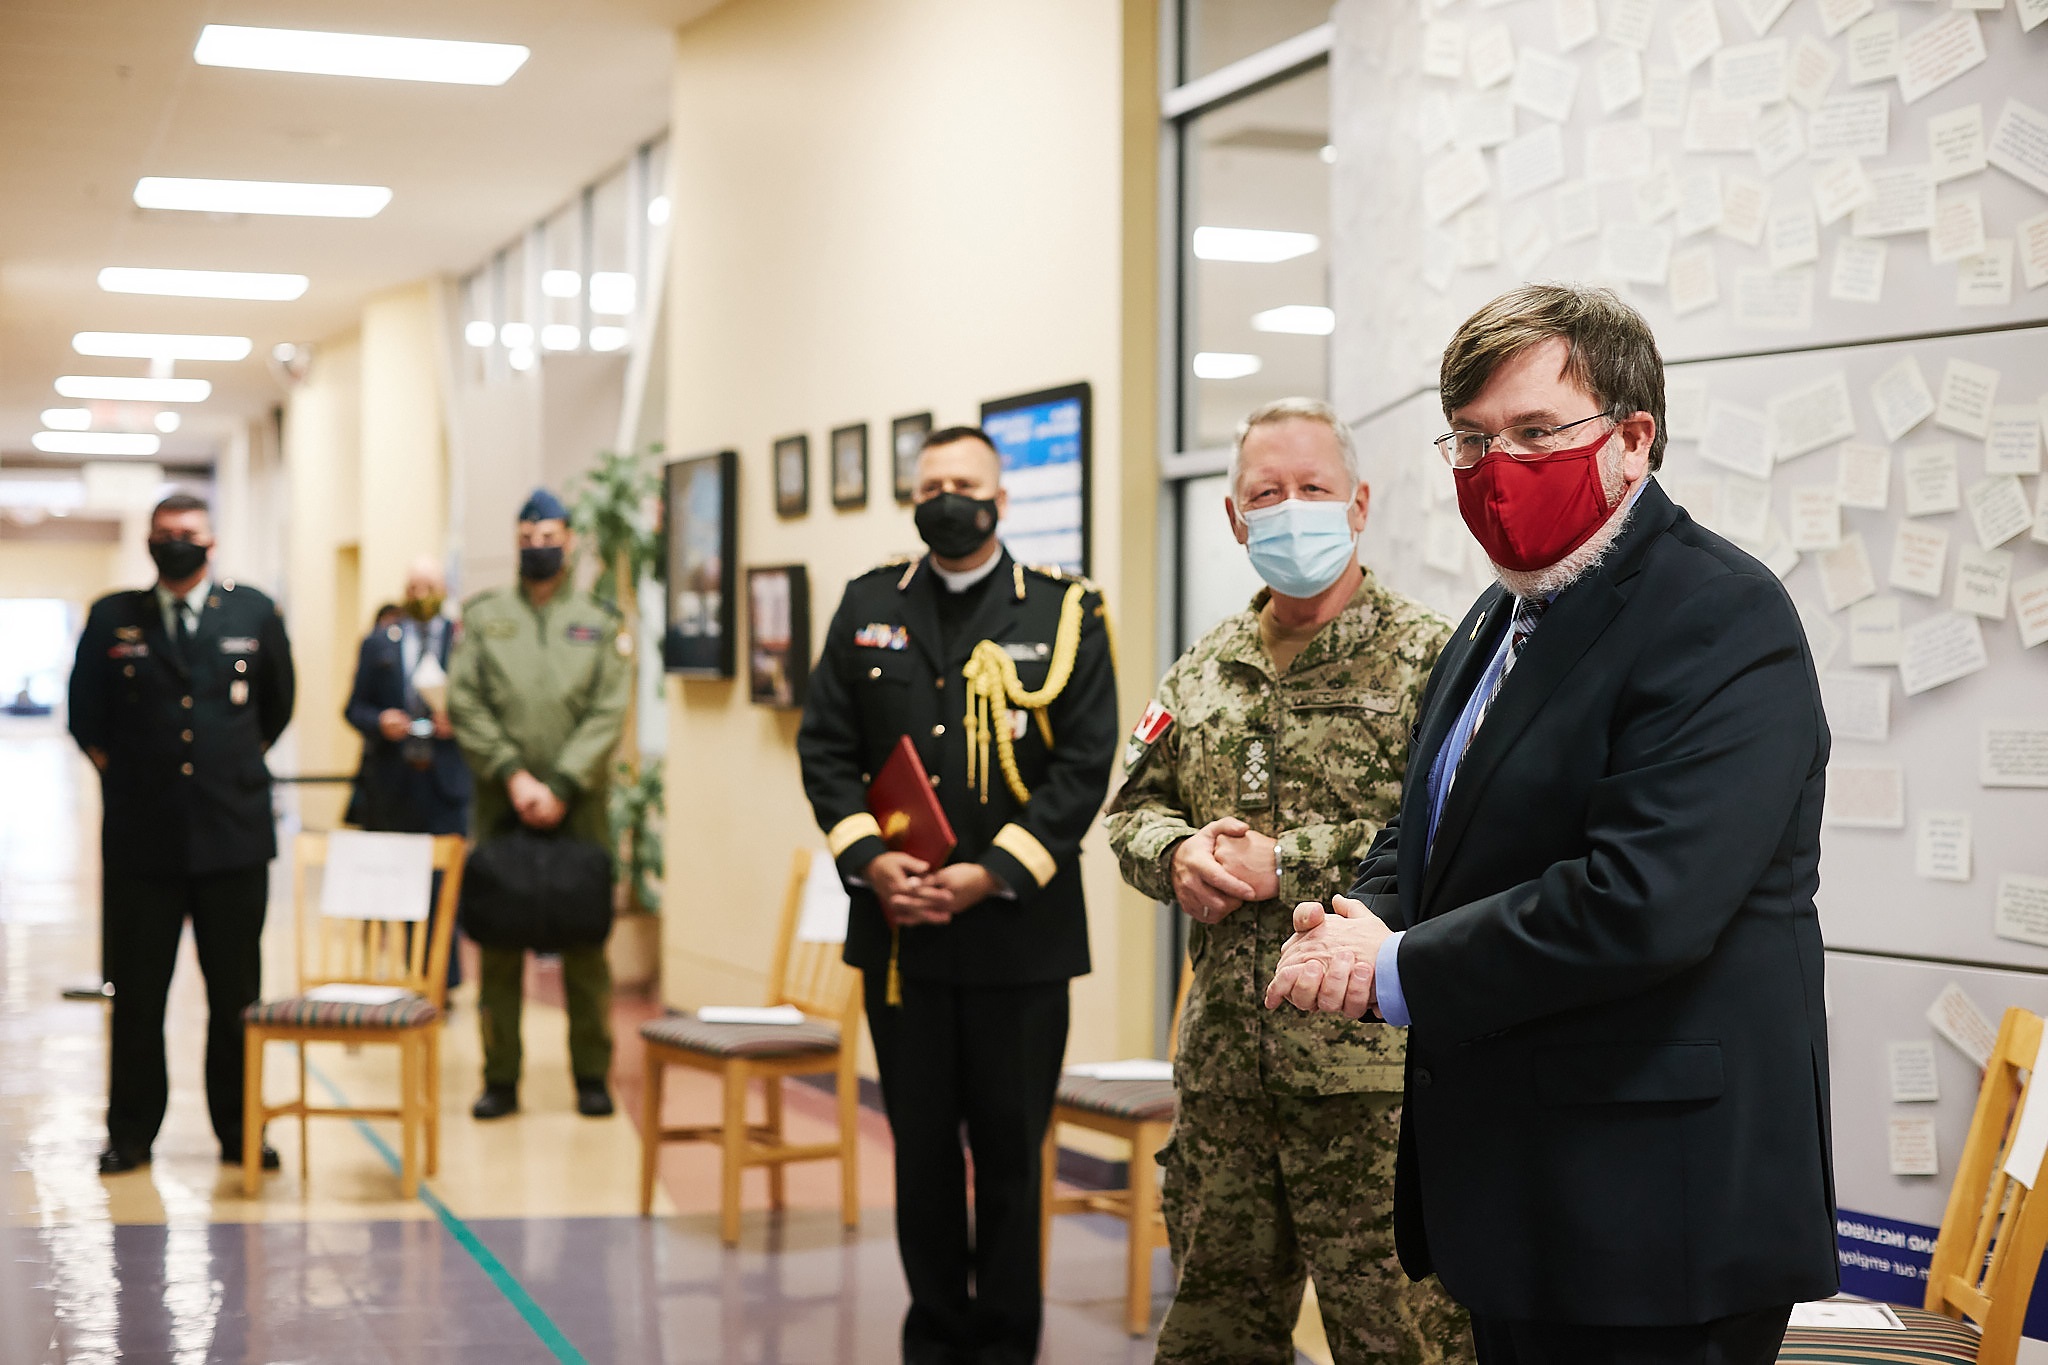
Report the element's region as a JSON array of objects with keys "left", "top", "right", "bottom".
[
  {"left": 865, "top": 851, "right": 995, "bottom": 928},
  {"left": 1170, "top": 817, "right": 1278, "bottom": 924},
  {"left": 507, "top": 769, "right": 568, "bottom": 830},
  {"left": 1262, "top": 895, "right": 1391, "bottom": 1020}
]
